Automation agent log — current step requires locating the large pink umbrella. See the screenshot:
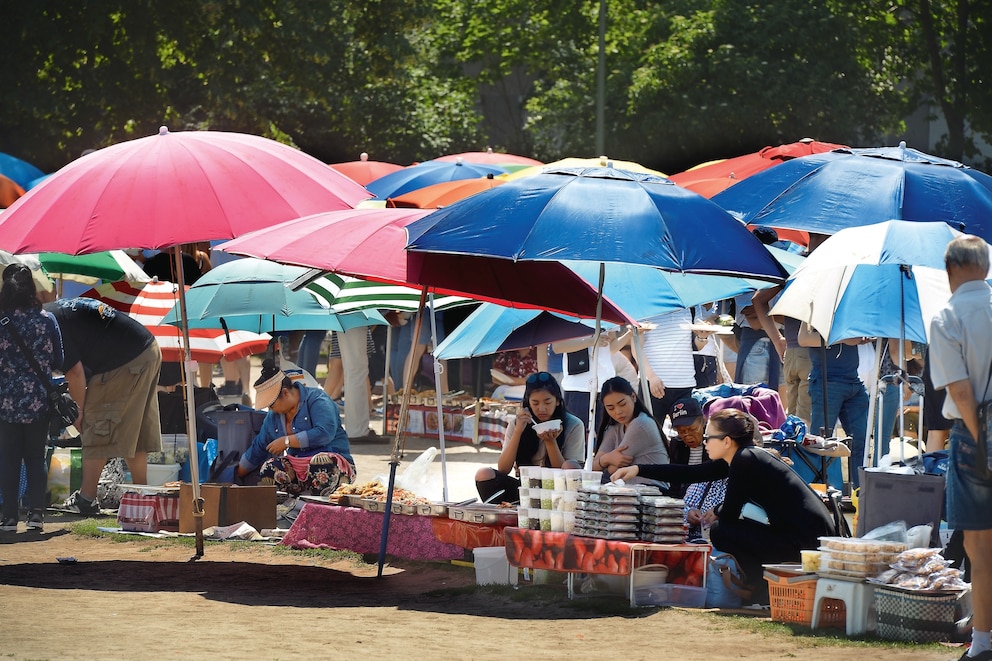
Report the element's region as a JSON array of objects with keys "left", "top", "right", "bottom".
[
  {"left": 0, "top": 126, "right": 371, "bottom": 254},
  {"left": 0, "top": 127, "right": 370, "bottom": 556},
  {"left": 217, "top": 207, "right": 633, "bottom": 325}
]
